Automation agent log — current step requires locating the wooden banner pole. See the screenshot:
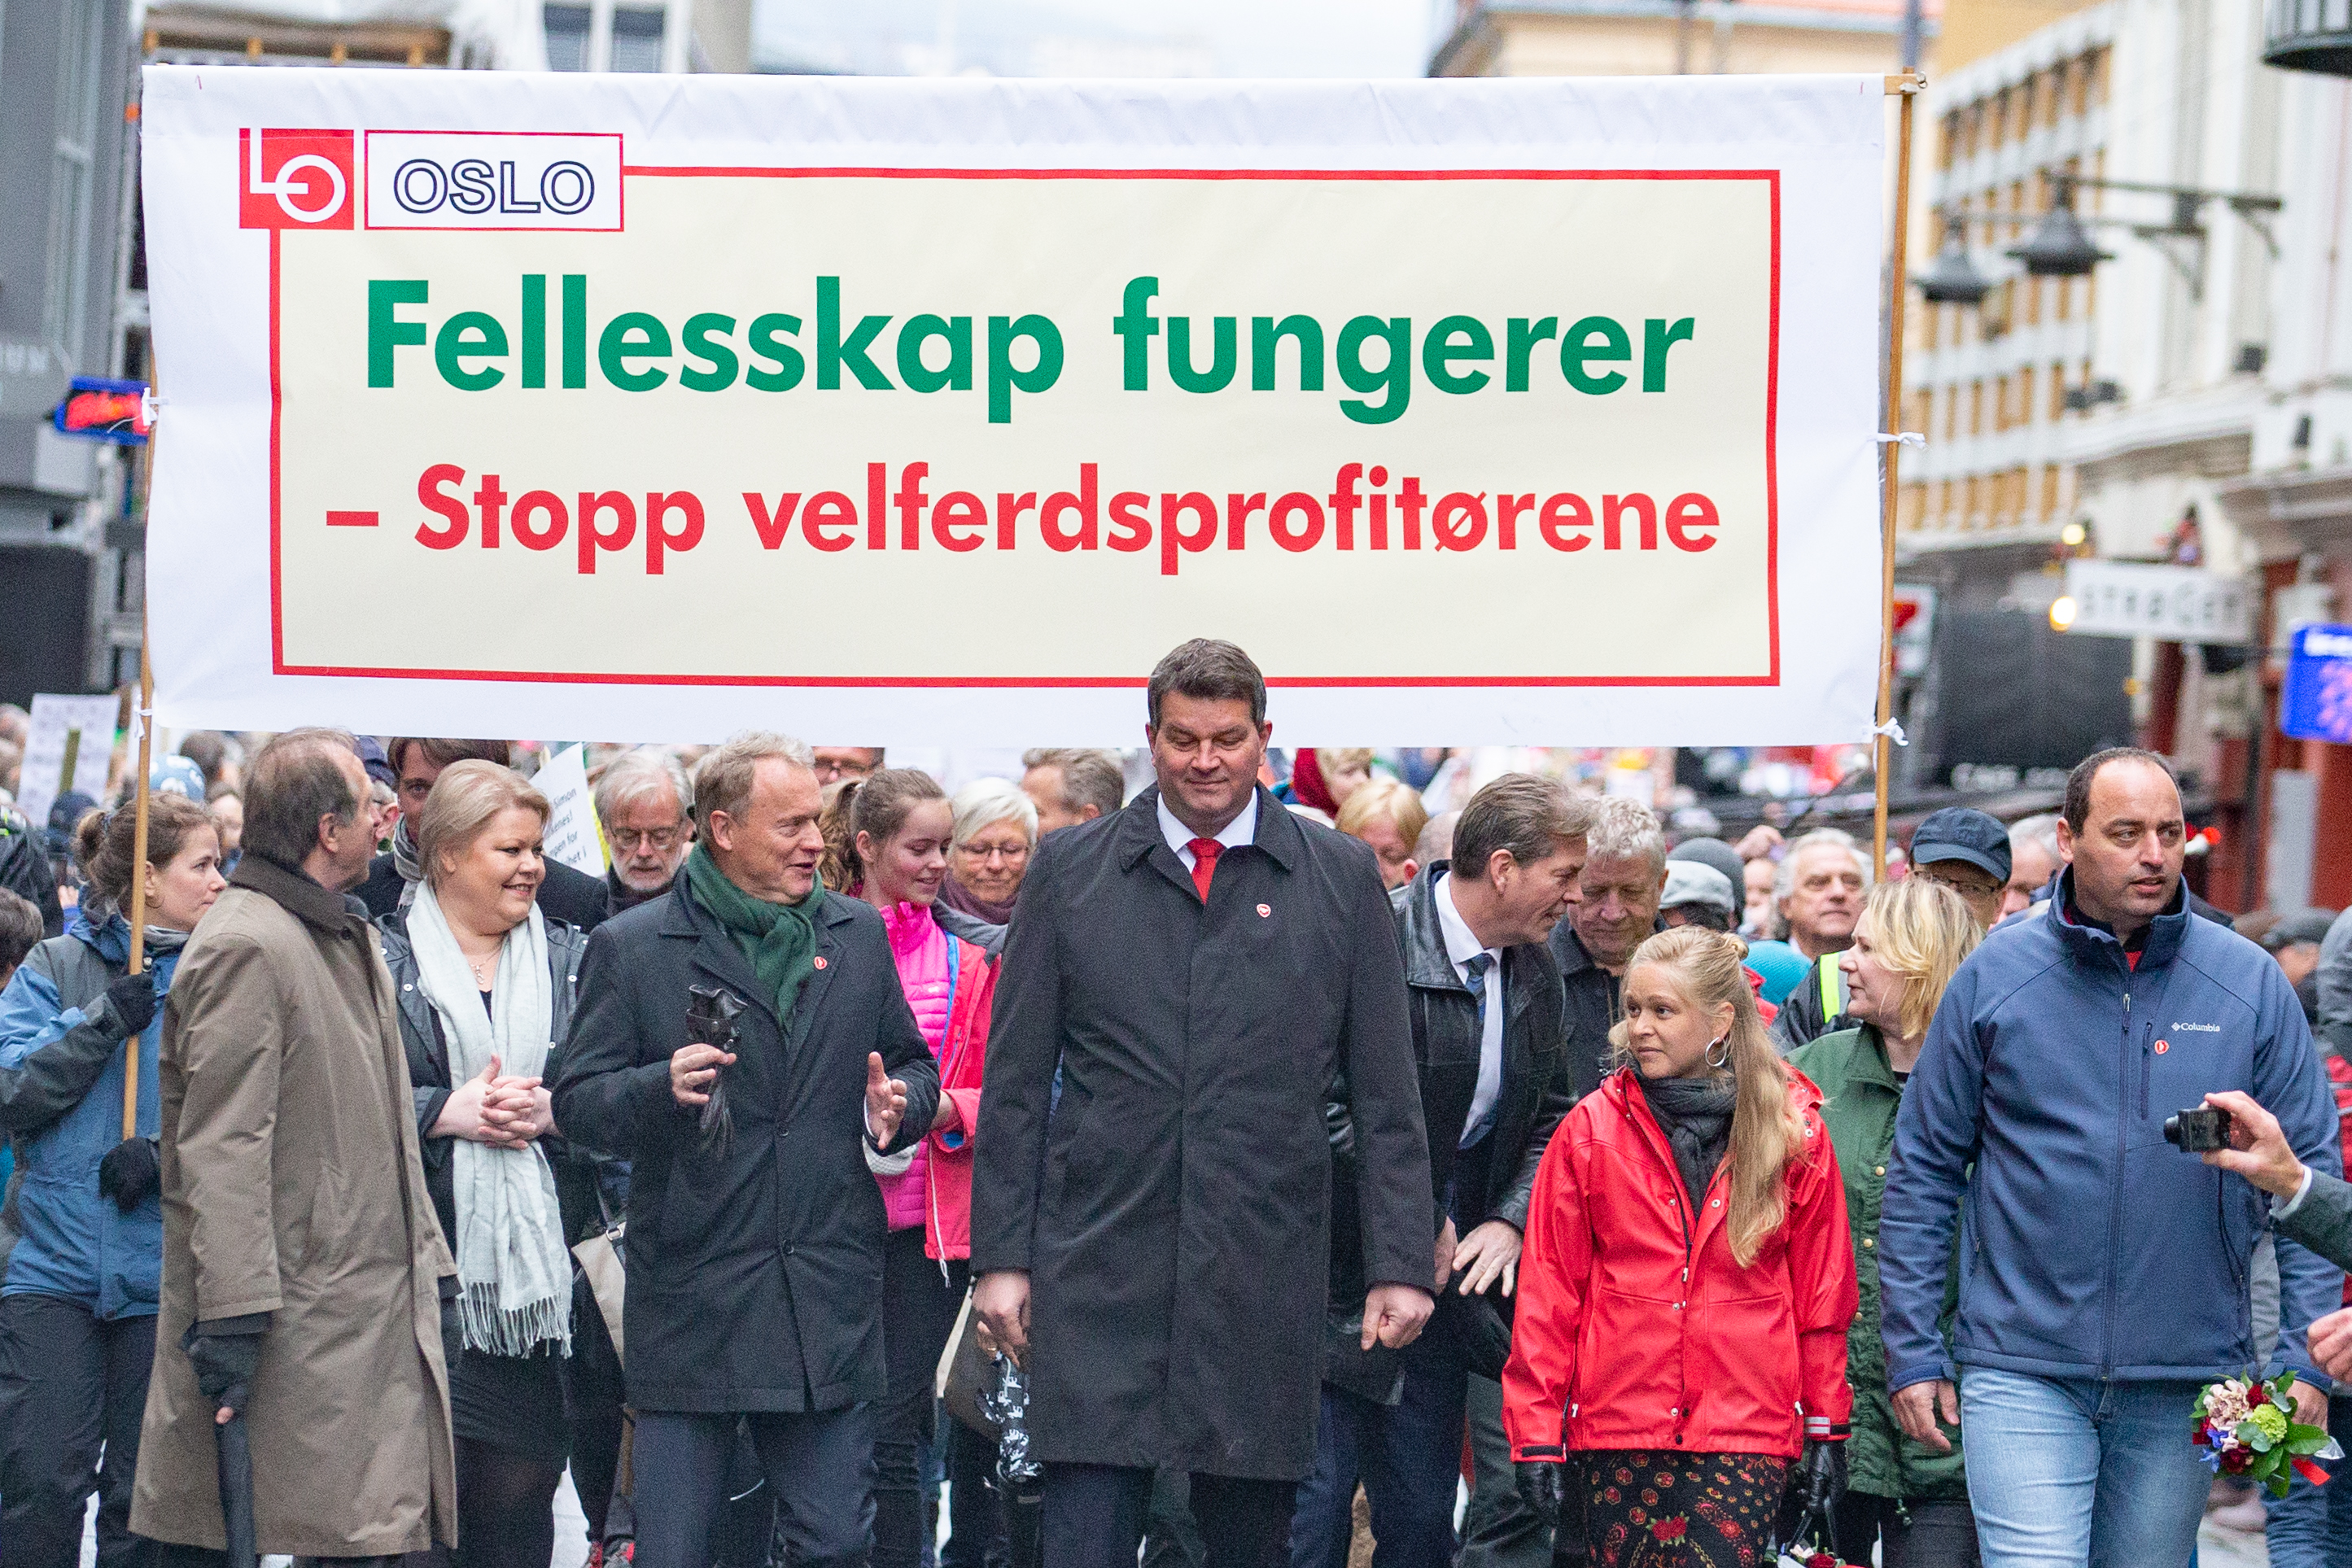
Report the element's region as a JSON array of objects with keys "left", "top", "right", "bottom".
[
  {"left": 122, "top": 614, "right": 155, "bottom": 1141},
  {"left": 122, "top": 374, "right": 161, "bottom": 1140},
  {"left": 1874, "top": 73, "right": 1924, "bottom": 877}
]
